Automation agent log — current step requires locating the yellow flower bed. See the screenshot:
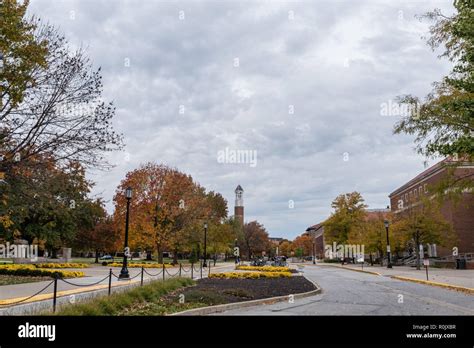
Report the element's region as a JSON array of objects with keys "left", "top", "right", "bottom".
[
  {"left": 209, "top": 271, "right": 292, "bottom": 279},
  {"left": 235, "top": 265, "right": 291, "bottom": 273},
  {"left": 0, "top": 264, "right": 84, "bottom": 278},
  {"left": 107, "top": 262, "right": 173, "bottom": 268},
  {"left": 33, "top": 263, "right": 89, "bottom": 268}
]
